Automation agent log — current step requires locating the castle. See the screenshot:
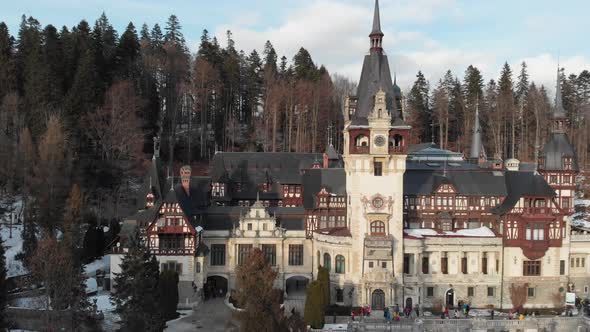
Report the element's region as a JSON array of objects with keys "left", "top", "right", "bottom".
[{"left": 110, "top": 0, "right": 588, "bottom": 311}]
